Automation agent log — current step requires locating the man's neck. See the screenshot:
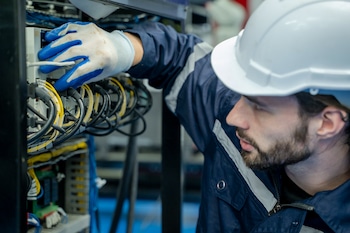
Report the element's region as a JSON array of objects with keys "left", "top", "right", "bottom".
[{"left": 284, "top": 143, "right": 350, "bottom": 196}]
